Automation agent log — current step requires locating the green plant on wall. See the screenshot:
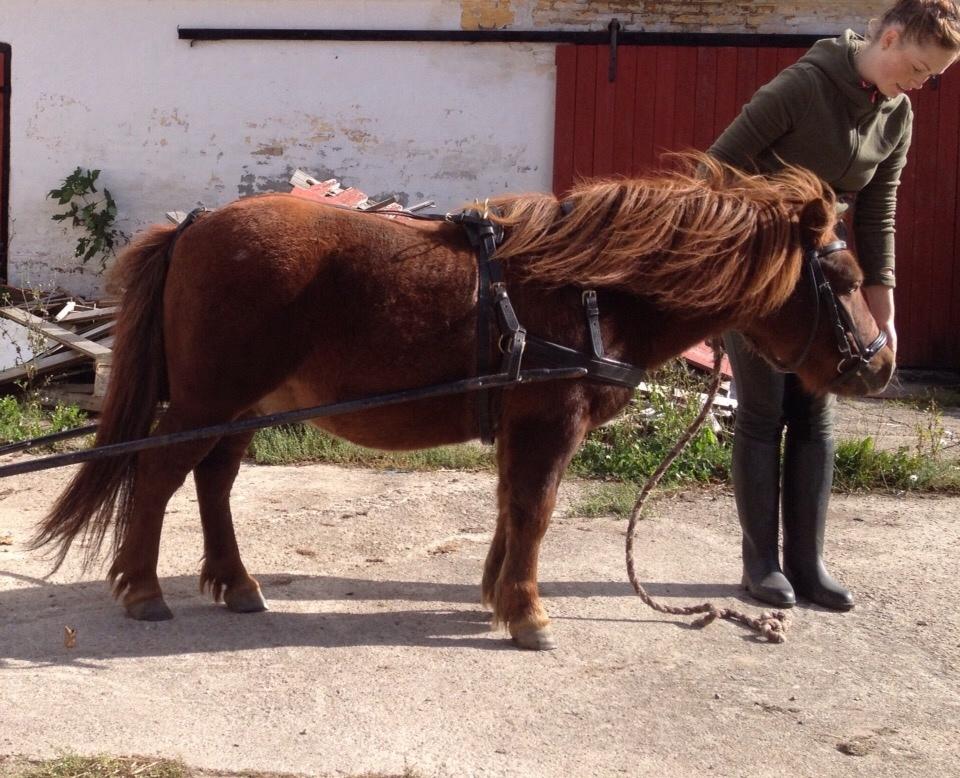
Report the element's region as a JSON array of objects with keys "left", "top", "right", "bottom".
[{"left": 47, "top": 167, "right": 126, "bottom": 266}]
